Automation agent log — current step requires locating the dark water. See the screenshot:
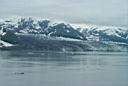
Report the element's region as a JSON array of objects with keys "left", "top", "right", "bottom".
[{"left": 0, "top": 50, "right": 128, "bottom": 86}]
